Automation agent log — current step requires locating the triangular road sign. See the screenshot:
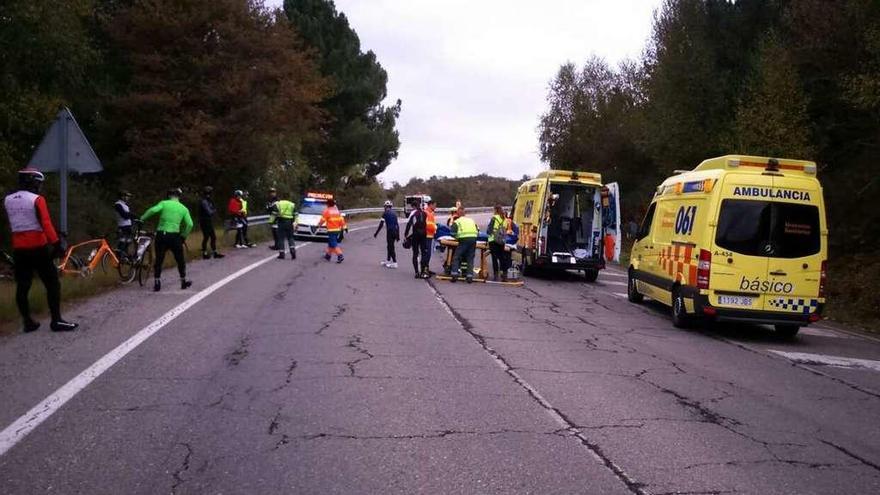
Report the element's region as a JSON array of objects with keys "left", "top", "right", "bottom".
[{"left": 28, "top": 107, "right": 102, "bottom": 173}]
